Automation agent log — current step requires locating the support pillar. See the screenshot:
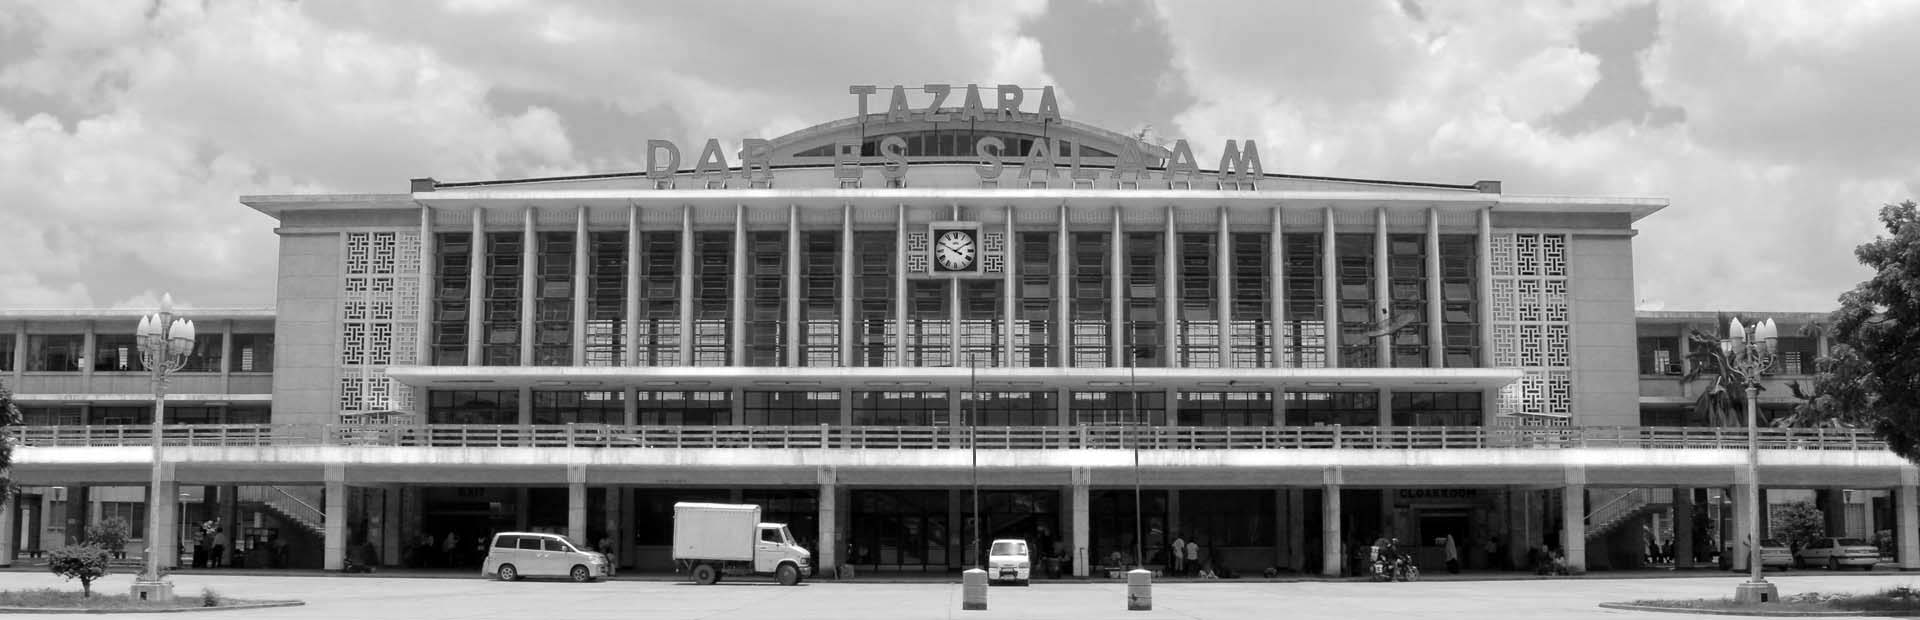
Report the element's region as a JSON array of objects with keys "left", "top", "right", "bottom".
[
  {"left": 0, "top": 493, "right": 15, "bottom": 567},
  {"left": 323, "top": 465, "right": 346, "bottom": 572},
  {"left": 515, "top": 489, "right": 530, "bottom": 531},
  {"left": 1819, "top": 488, "right": 1847, "bottom": 539},
  {"left": 1071, "top": 467, "right": 1090, "bottom": 577},
  {"left": 154, "top": 467, "right": 178, "bottom": 570},
  {"left": 1286, "top": 489, "right": 1304, "bottom": 572},
  {"left": 1322, "top": 469, "right": 1342, "bottom": 577},
  {"left": 1562, "top": 468, "right": 1587, "bottom": 574},
  {"left": 567, "top": 465, "right": 587, "bottom": 547},
  {"left": 1730, "top": 483, "right": 1753, "bottom": 571},
  {"left": 817, "top": 467, "right": 838, "bottom": 578},
  {"left": 382, "top": 487, "right": 401, "bottom": 567},
  {"left": 1899, "top": 468, "right": 1919, "bottom": 570},
  {"left": 620, "top": 488, "right": 637, "bottom": 569},
  {"left": 1674, "top": 487, "right": 1695, "bottom": 568}
]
